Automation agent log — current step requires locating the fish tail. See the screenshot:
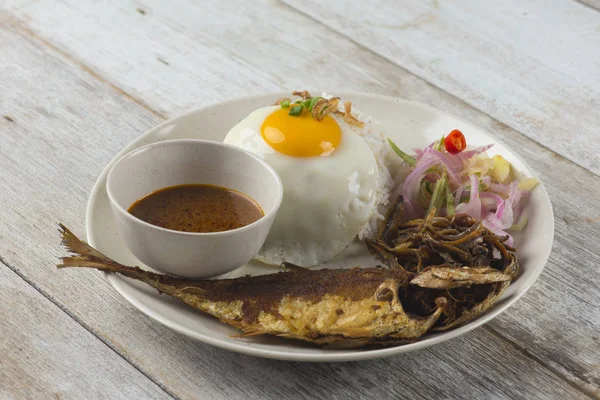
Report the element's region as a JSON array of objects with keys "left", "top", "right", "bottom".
[
  {"left": 58, "top": 256, "right": 120, "bottom": 271},
  {"left": 57, "top": 224, "right": 157, "bottom": 282},
  {"left": 58, "top": 223, "right": 118, "bottom": 270}
]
